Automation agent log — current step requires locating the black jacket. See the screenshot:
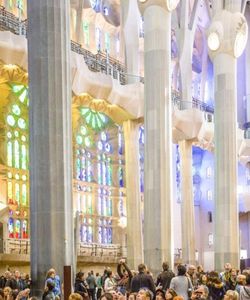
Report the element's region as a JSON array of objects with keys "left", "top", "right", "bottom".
[
  {"left": 156, "top": 270, "right": 175, "bottom": 291},
  {"left": 74, "top": 279, "right": 88, "bottom": 298},
  {"left": 131, "top": 272, "right": 156, "bottom": 294}
]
